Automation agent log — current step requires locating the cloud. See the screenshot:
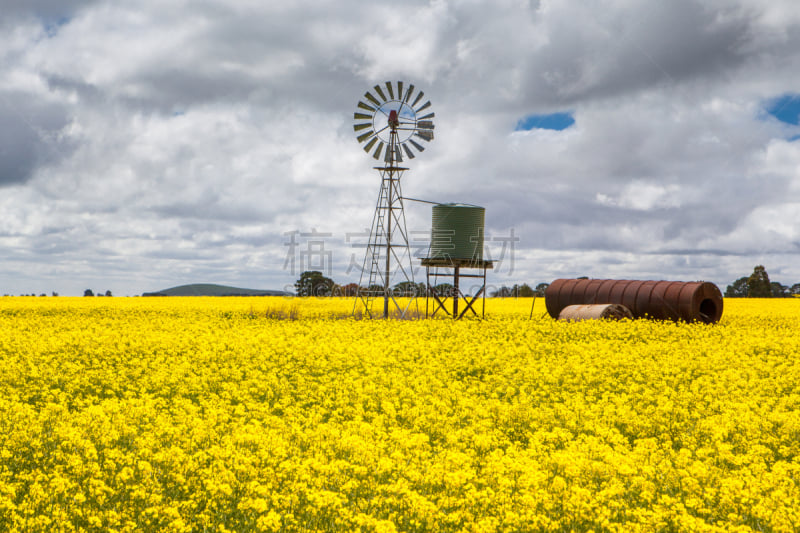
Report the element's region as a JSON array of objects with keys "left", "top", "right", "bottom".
[
  {"left": 1, "top": 0, "right": 800, "bottom": 295},
  {"left": 0, "top": 91, "right": 75, "bottom": 185},
  {"left": 0, "top": 1, "right": 100, "bottom": 27},
  {"left": 596, "top": 182, "right": 683, "bottom": 211}
]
